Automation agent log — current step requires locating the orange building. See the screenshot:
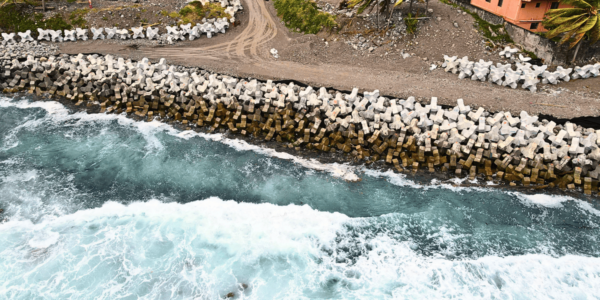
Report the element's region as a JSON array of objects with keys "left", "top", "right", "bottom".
[{"left": 470, "top": 0, "right": 570, "bottom": 32}]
